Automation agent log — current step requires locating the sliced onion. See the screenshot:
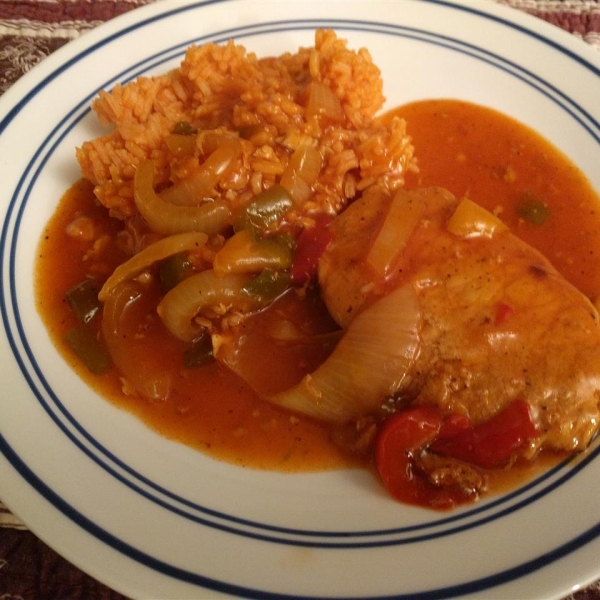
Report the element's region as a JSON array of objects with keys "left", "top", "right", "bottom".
[
  {"left": 367, "top": 189, "right": 423, "bottom": 278},
  {"left": 102, "top": 280, "right": 172, "bottom": 401},
  {"left": 306, "top": 81, "right": 344, "bottom": 122},
  {"left": 212, "top": 229, "right": 293, "bottom": 276},
  {"left": 98, "top": 231, "right": 208, "bottom": 302},
  {"left": 280, "top": 145, "right": 323, "bottom": 205},
  {"left": 134, "top": 160, "right": 231, "bottom": 235},
  {"left": 280, "top": 174, "right": 312, "bottom": 206},
  {"left": 268, "top": 284, "right": 421, "bottom": 422},
  {"left": 160, "top": 137, "right": 241, "bottom": 206},
  {"left": 157, "top": 270, "right": 258, "bottom": 342},
  {"left": 164, "top": 133, "right": 197, "bottom": 157},
  {"left": 447, "top": 197, "right": 508, "bottom": 238}
]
